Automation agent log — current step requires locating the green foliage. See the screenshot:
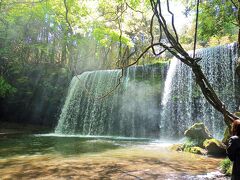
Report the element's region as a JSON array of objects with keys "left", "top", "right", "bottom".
[
  {"left": 0, "top": 0, "right": 238, "bottom": 125},
  {"left": 0, "top": 62, "right": 71, "bottom": 126},
  {"left": 181, "top": 0, "right": 238, "bottom": 45},
  {"left": 220, "top": 158, "right": 232, "bottom": 176},
  {"left": 129, "top": 0, "right": 141, "bottom": 8},
  {"left": 93, "top": 27, "right": 133, "bottom": 47},
  {"left": 0, "top": 76, "right": 16, "bottom": 98},
  {"left": 198, "top": 1, "right": 237, "bottom": 42},
  {"left": 0, "top": 0, "right": 155, "bottom": 71}
]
